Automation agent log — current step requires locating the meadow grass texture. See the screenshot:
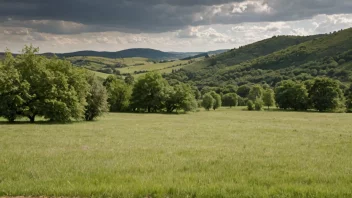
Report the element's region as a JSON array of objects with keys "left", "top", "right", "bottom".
[{"left": 0, "top": 108, "right": 351, "bottom": 197}]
